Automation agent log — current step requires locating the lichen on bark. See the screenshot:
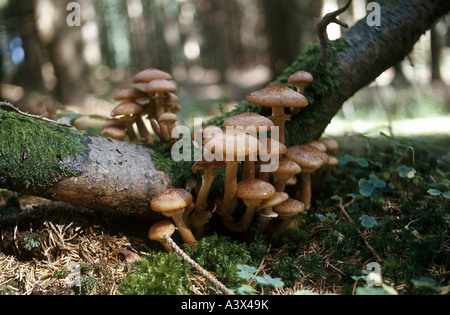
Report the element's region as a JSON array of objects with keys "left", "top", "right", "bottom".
[{"left": 0, "top": 109, "right": 88, "bottom": 190}]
